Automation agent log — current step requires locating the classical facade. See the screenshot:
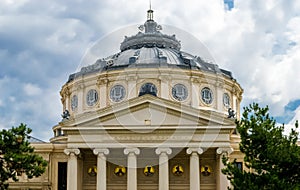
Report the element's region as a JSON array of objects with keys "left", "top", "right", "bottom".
[{"left": 9, "top": 9, "right": 243, "bottom": 190}]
